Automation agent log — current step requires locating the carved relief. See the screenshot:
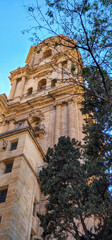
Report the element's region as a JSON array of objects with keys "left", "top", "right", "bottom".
[{"left": 28, "top": 110, "right": 45, "bottom": 138}]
